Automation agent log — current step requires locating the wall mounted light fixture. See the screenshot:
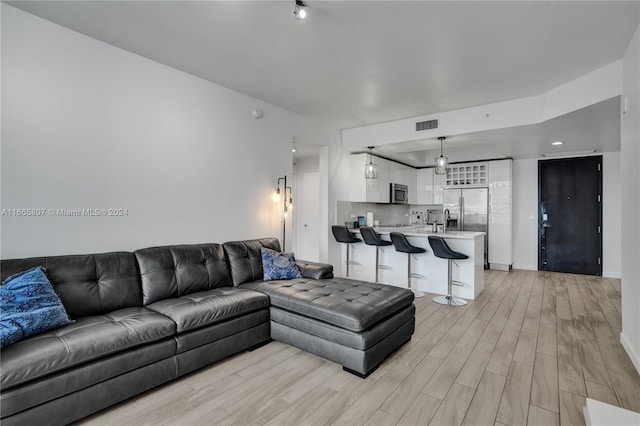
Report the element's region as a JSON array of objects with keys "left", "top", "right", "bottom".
[
  {"left": 434, "top": 137, "right": 449, "bottom": 175},
  {"left": 293, "top": 0, "right": 307, "bottom": 20},
  {"left": 273, "top": 176, "right": 293, "bottom": 250}
]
